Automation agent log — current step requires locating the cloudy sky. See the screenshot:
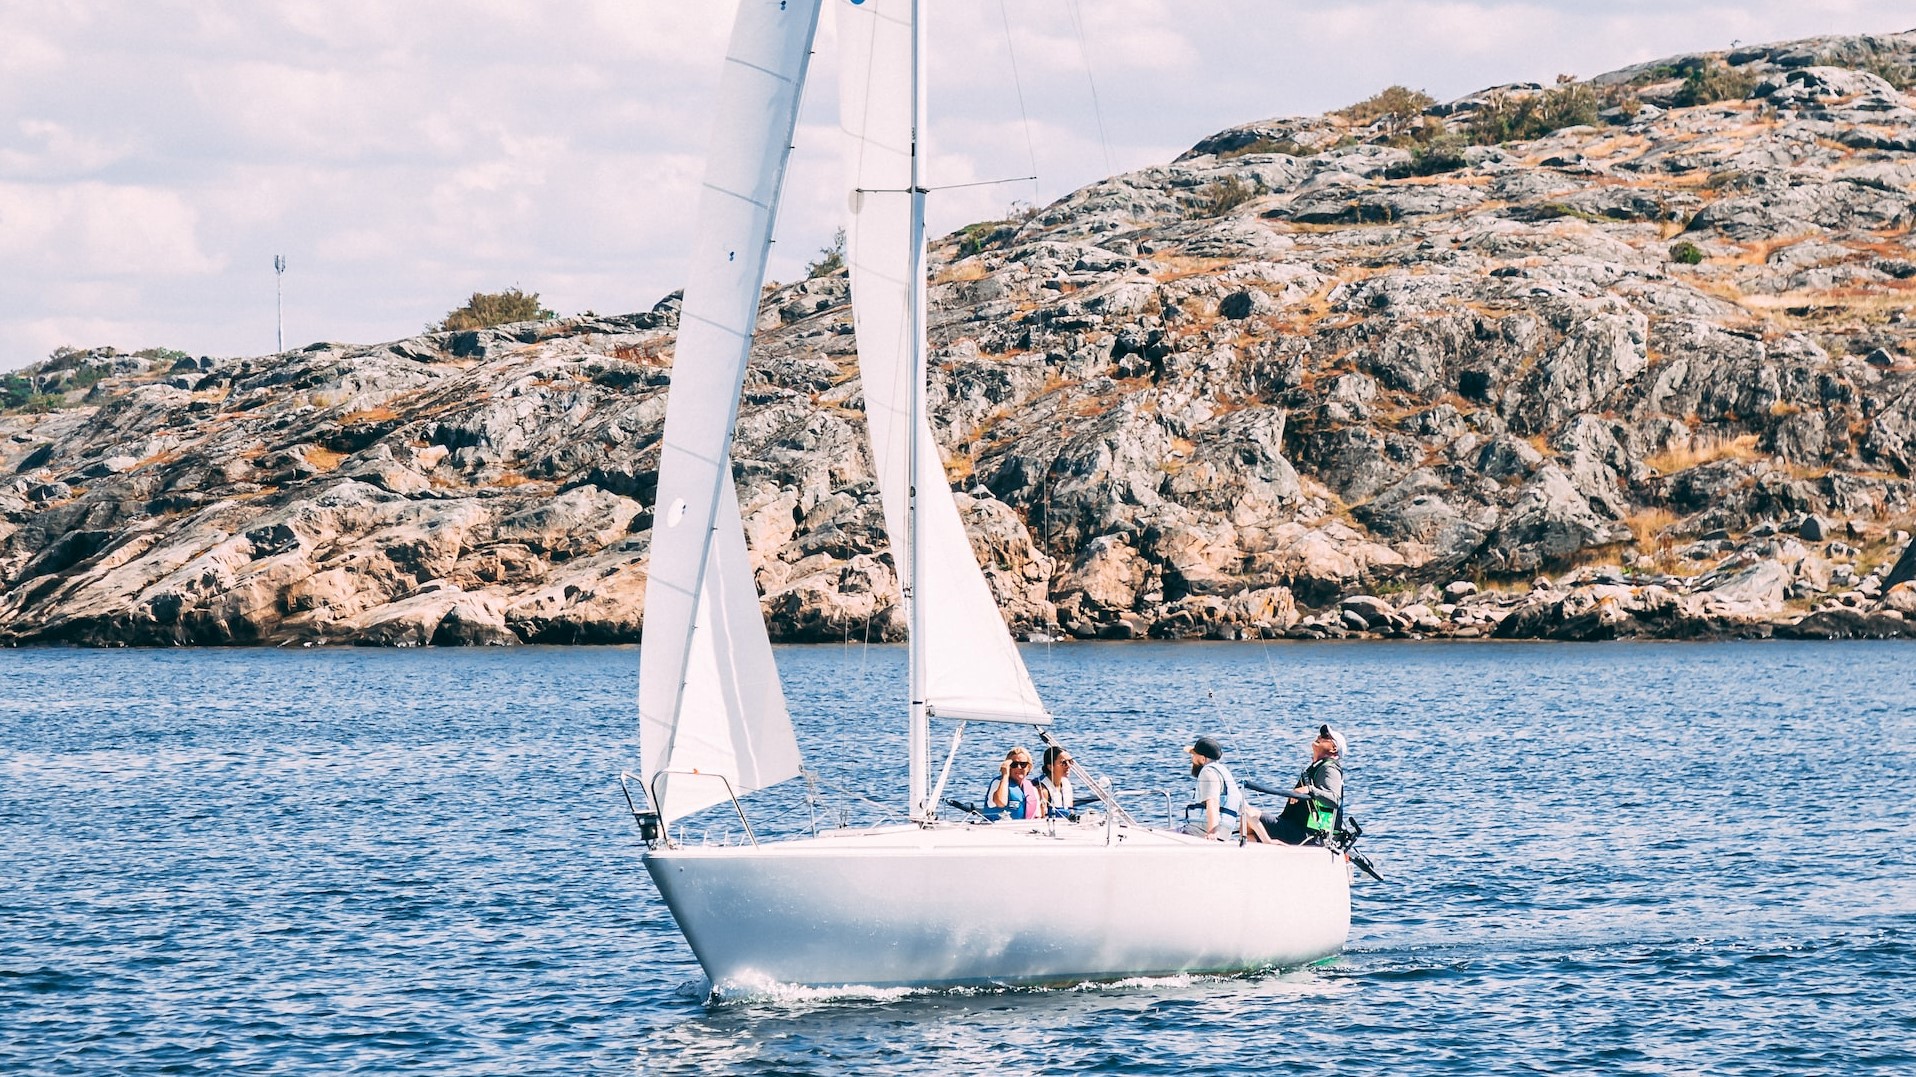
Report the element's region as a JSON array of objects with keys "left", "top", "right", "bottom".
[{"left": 3, "top": 1, "right": 1911, "bottom": 370}]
